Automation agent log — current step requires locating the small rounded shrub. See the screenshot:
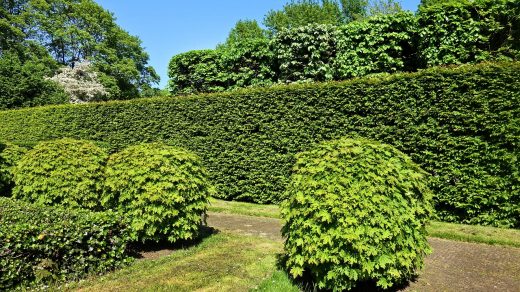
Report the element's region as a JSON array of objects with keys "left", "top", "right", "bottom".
[
  {"left": 0, "top": 142, "right": 27, "bottom": 196},
  {"left": 281, "top": 138, "right": 433, "bottom": 291},
  {"left": 12, "top": 138, "right": 108, "bottom": 210},
  {"left": 103, "top": 143, "right": 212, "bottom": 243}
]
